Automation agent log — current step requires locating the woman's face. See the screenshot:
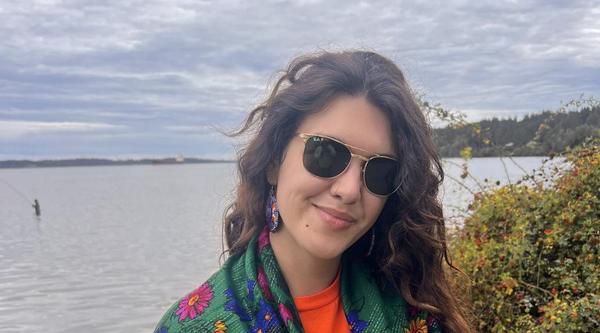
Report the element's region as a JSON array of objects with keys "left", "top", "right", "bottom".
[{"left": 271, "top": 95, "right": 395, "bottom": 261}]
